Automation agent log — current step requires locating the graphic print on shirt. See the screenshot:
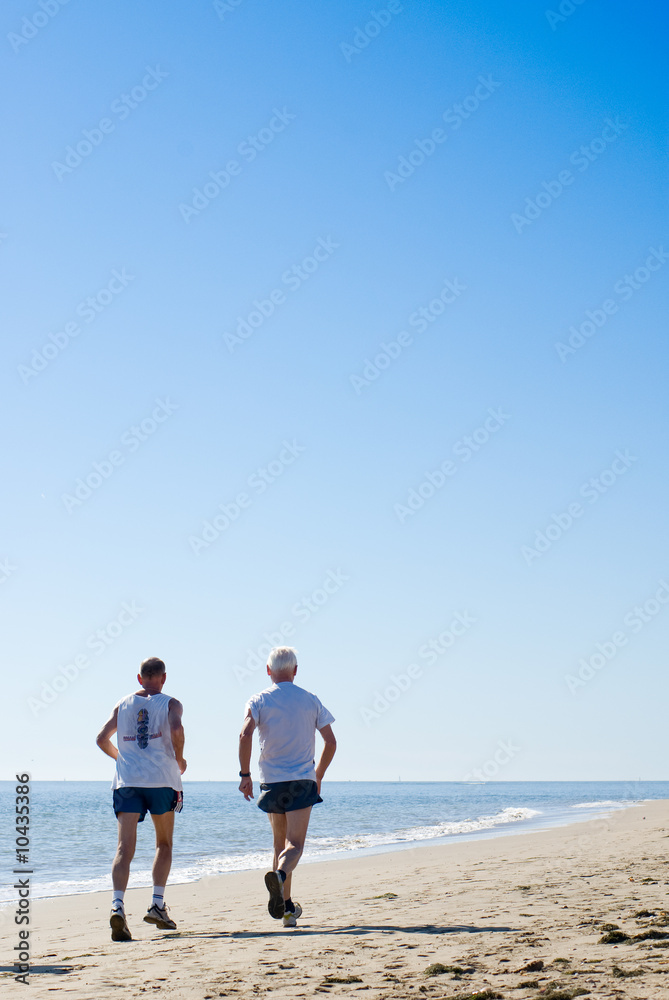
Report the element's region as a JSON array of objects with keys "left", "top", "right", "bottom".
[{"left": 137, "top": 708, "right": 149, "bottom": 749}]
